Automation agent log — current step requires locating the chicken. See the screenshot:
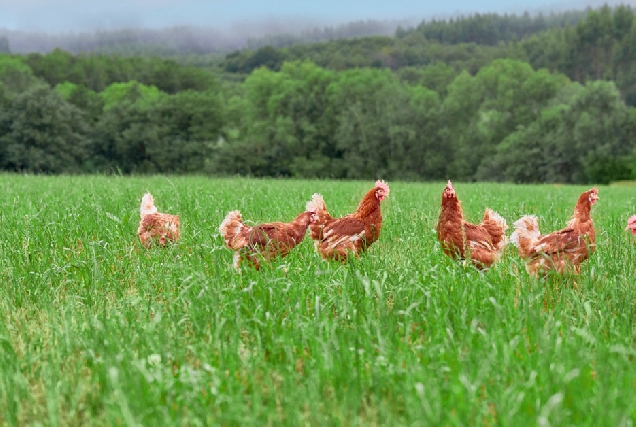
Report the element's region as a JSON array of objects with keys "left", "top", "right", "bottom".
[
  {"left": 626, "top": 215, "right": 636, "bottom": 236},
  {"left": 219, "top": 208, "right": 316, "bottom": 270},
  {"left": 306, "top": 180, "right": 389, "bottom": 261},
  {"left": 137, "top": 192, "right": 180, "bottom": 248},
  {"left": 510, "top": 188, "right": 599, "bottom": 276},
  {"left": 436, "top": 180, "right": 508, "bottom": 269}
]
